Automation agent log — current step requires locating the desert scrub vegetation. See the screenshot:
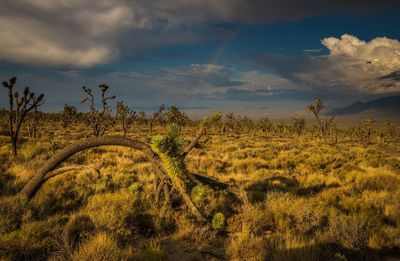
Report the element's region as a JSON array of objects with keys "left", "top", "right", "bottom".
[{"left": 1, "top": 80, "right": 400, "bottom": 260}]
